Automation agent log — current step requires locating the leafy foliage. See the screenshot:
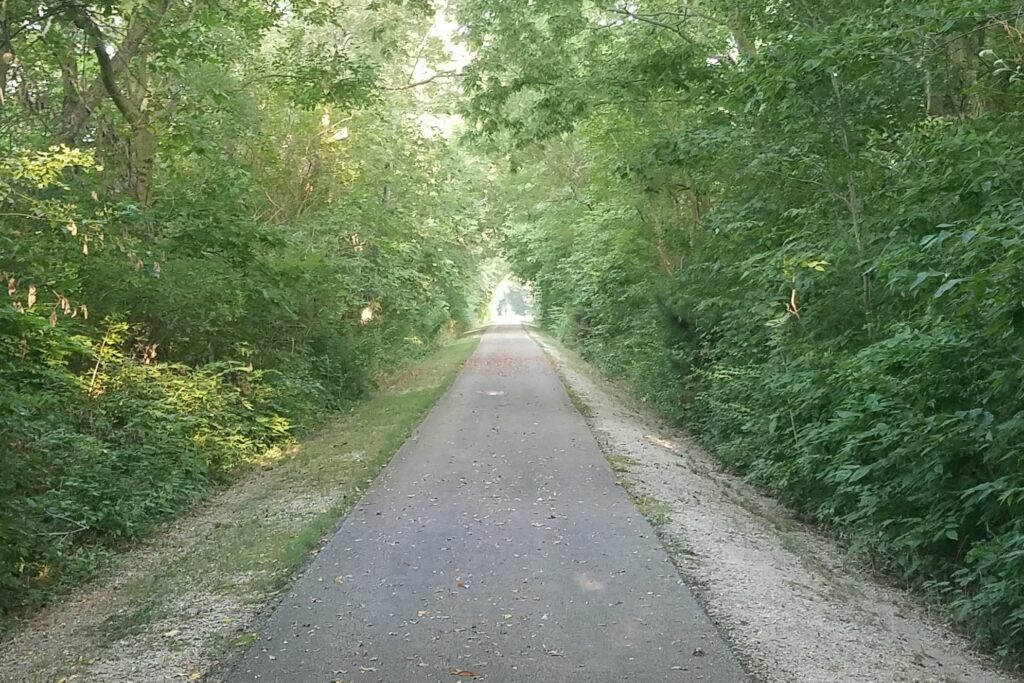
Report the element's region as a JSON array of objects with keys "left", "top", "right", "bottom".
[
  {"left": 462, "top": 0, "right": 1024, "bottom": 660},
  {"left": 0, "top": 0, "right": 487, "bottom": 617}
]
